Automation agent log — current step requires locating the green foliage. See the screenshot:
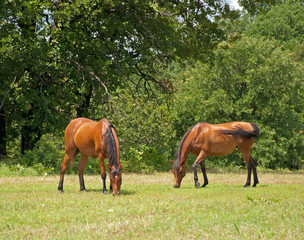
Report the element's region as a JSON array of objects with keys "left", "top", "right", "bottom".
[
  {"left": 21, "top": 134, "right": 64, "bottom": 172},
  {"left": 120, "top": 145, "right": 170, "bottom": 173},
  {"left": 244, "top": 0, "right": 304, "bottom": 50},
  {"left": 1, "top": 0, "right": 236, "bottom": 158},
  {"left": 141, "top": 145, "right": 171, "bottom": 171},
  {"left": 120, "top": 146, "right": 154, "bottom": 173},
  {"left": 239, "top": 0, "right": 283, "bottom": 15},
  {"left": 168, "top": 36, "right": 304, "bottom": 169},
  {"left": 1, "top": 1, "right": 304, "bottom": 171},
  {"left": 110, "top": 88, "right": 174, "bottom": 172},
  {"left": 0, "top": 163, "right": 49, "bottom": 176}
]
